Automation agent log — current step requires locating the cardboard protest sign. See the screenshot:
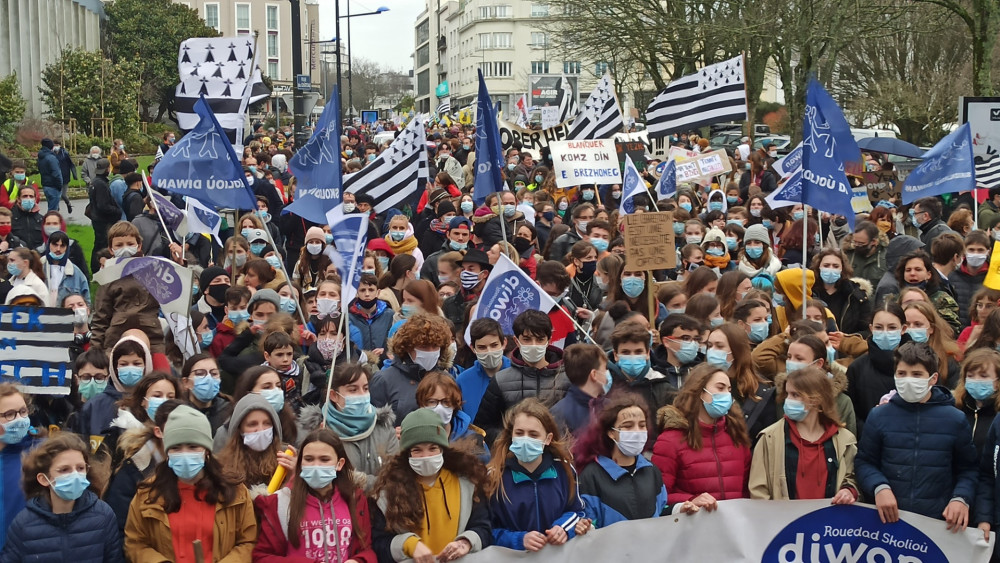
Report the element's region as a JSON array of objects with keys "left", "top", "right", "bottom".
[
  {"left": 616, "top": 140, "right": 648, "bottom": 173},
  {"left": 852, "top": 183, "right": 873, "bottom": 213},
  {"left": 0, "top": 307, "right": 74, "bottom": 395},
  {"left": 549, "top": 139, "right": 622, "bottom": 188},
  {"left": 863, "top": 170, "right": 899, "bottom": 204},
  {"left": 499, "top": 120, "right": 571, "bottom": 153},
  {"left": 673, "top": 150, "right": 732, "bottom": 184},
  {"left": 623, "top": 211, "right": 676, "bottom": 271}
]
